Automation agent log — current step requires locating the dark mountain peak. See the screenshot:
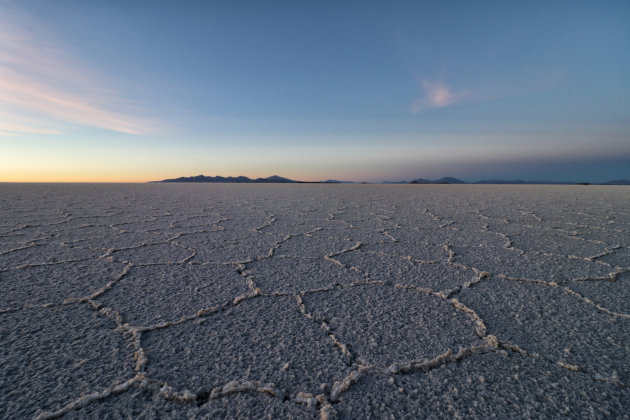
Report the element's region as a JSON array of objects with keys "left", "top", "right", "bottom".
[
  {"left": 434, "top": 177, "right": 466, "bottom": 184},
  {"left": 409, "top": 178, "right": 431, "bottom": 184},
  {"left": 258, "top": 175, "right": 296, "bottom": 183},
  {"left": 409, "top": 177, "right": 466, "bottom": 184}
]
